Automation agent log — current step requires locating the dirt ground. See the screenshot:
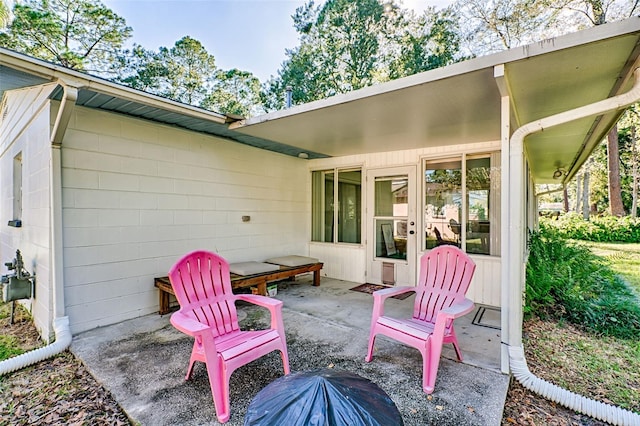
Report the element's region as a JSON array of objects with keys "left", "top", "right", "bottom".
[
  {"left": 0, "top": 306, "right": 128, "bottom": 425},
  {"left": 0, "top": 306, "right": 611, "bottom": 426},
  {"left": 502, "top": 319, "right": 612, "bottom": 426}
]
